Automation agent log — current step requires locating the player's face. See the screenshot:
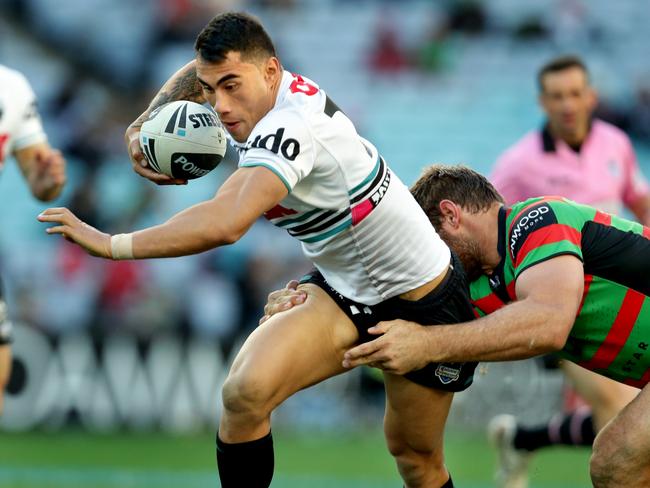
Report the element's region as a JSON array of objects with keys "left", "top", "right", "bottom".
[
  {"left": 196, "top": 52, "right": 281, "bottom": 143},
  {"left": 437, "top": 227, "right": 484, "bottom": 282},
  {"left": 539, "top": 67, "right": 596, "bottom": 143}
]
